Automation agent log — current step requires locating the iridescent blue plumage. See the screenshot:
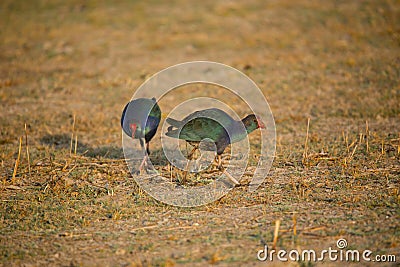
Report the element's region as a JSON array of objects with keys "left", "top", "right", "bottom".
[{"left": 121, "top": 97, "right": 161, "bottom": 172}]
